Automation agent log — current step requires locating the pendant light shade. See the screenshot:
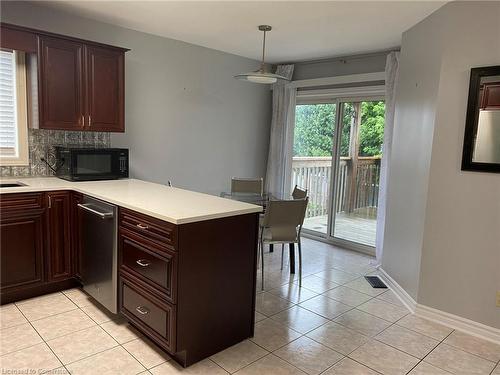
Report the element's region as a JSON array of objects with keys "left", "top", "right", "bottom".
[{"left": 234, "top": 25, "right": 290, "bottom": 84}]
